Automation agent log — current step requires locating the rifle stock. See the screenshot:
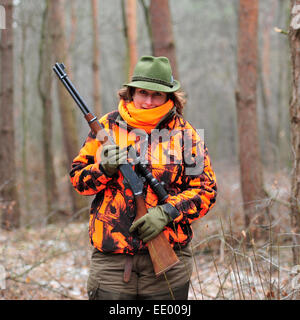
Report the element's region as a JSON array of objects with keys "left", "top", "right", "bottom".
[
  {"left": 53, "top": 63, "right": 179, "bottom": 276},
  {"left": 134, "top": 196, "right": 179, "bottom": 275}
]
